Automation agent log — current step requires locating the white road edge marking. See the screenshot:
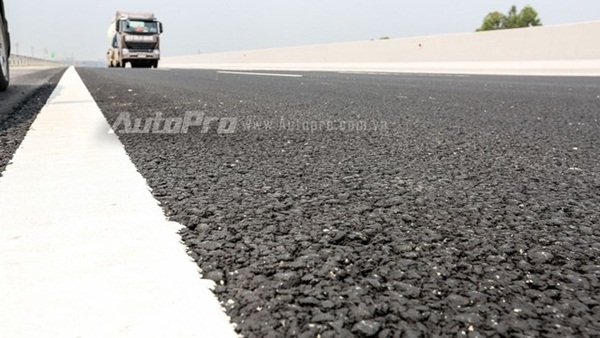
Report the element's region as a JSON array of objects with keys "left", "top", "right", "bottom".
[
  {"left": 217, "top": 70, "right": 303, "bottom": 78},
  {"left": 0, "top": 67, "right": 237, "bottom": 338}
]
